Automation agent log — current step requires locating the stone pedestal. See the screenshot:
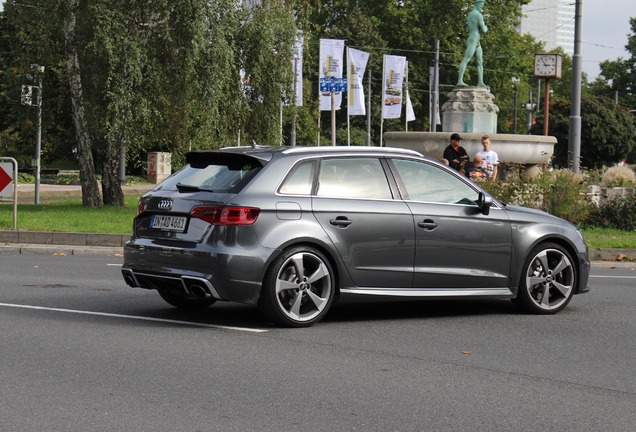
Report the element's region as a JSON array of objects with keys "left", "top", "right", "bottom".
[
  {"left": 442, "top": 87, "right": 499, "bottom": 134},
  {"left": 147, "top": 152, "right": 172, "bottom": 184}
]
